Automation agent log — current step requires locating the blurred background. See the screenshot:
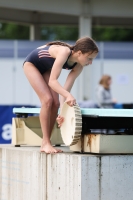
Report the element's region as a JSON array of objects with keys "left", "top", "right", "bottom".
[{"left": 0, "top": 0, "right": 133, "bottom": 143}]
